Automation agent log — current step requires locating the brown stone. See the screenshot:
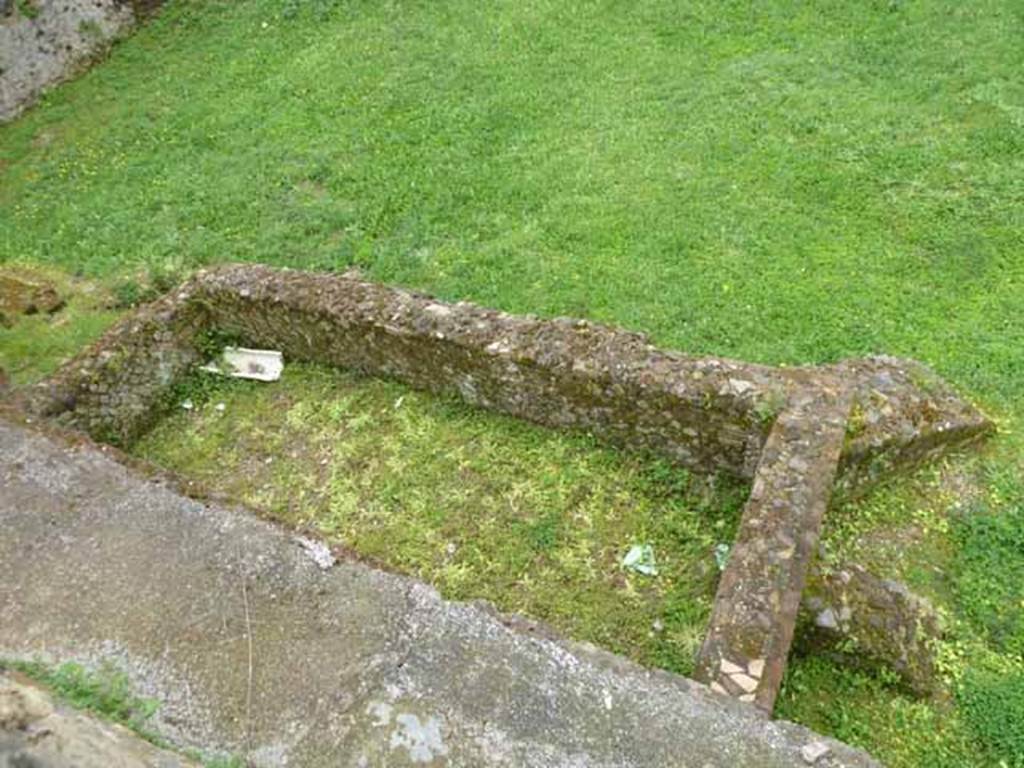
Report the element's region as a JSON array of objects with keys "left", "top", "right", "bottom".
[
  {"left": 799, "top": 563, "right": 941, "bottom": 696},
  {"left": 694, "top": 383, "right": 852, "bottom": 713},
  {"left": 0, "top": 272, "right": 64, "bottom": 326}
]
